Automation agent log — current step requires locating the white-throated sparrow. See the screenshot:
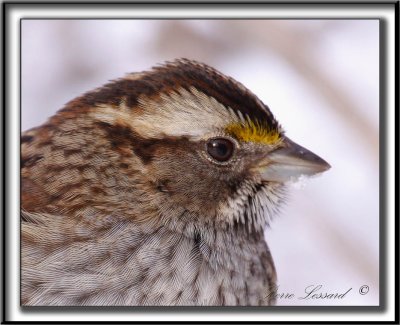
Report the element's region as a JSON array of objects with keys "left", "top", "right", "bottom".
[{"left": 21, "top": 59, "right": 330, "bottom": 306}]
